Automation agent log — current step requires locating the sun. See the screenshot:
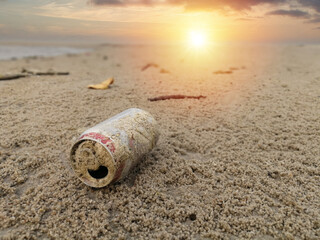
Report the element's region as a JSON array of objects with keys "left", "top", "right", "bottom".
[{"left": 188, "top": 30, "right": 207, "bottom": 48}]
